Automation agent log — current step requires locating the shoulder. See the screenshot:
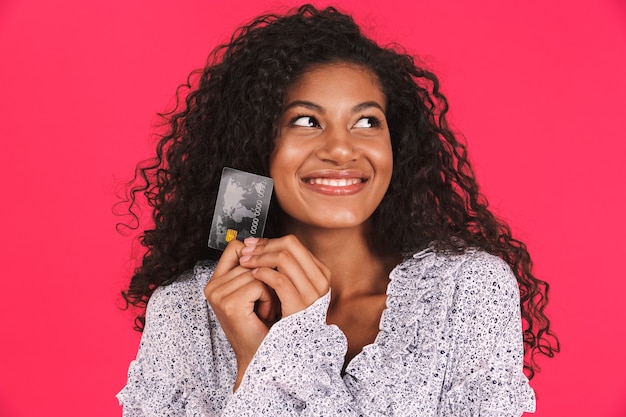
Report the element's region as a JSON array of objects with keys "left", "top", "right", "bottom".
[
  {"left": 392, "top": 248, "right": 519, "bottom": 312},
  {"left": 451, "top": 250, "right": 519, "bottom": 303},
  {"left": 151, "top": 260, "right": 216, "bottom": 298},
  {"left": 399, "top": 247, "right": 516, "bottom": 288},
  {"left": 145, "top": 261, "right": 217, "bottom": 323},
  {"left": 447, "top": 251, "right": 521, "bottom": 326},
  {"left": 140, "top": 260, "right": 224, "bottom": 359}
]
